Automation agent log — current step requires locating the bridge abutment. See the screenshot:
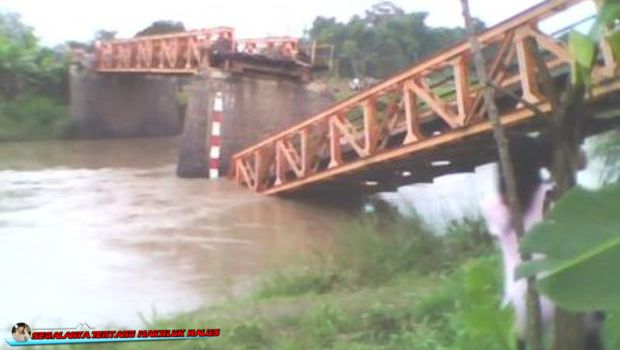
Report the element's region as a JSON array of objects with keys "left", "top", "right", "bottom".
[{"left": 70, "top": 64, "right": 189, "bottom": 138}]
